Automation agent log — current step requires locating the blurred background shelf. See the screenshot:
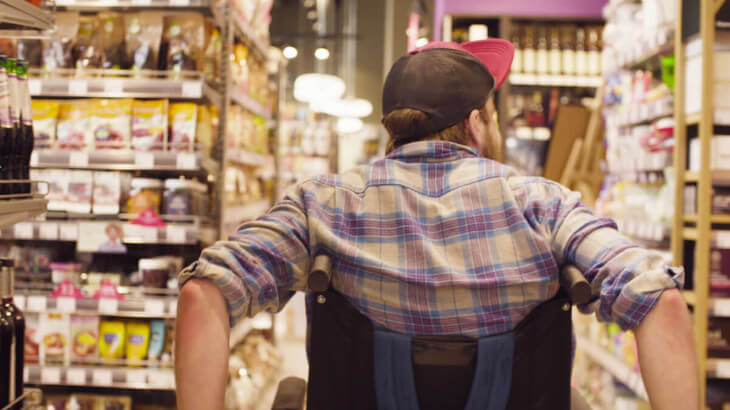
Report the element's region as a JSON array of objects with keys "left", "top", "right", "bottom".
[{"left": 31, "top": 149, "right": 218, "bottom": 174}]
